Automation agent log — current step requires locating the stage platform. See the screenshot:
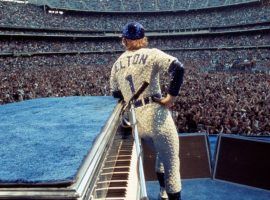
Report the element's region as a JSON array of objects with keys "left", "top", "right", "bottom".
[
  {"left": 147, "top": 179, "right": 270, "bottom": 200},
  {"left": 146, "top": 135, "right": 270, "bottom": 199}
]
